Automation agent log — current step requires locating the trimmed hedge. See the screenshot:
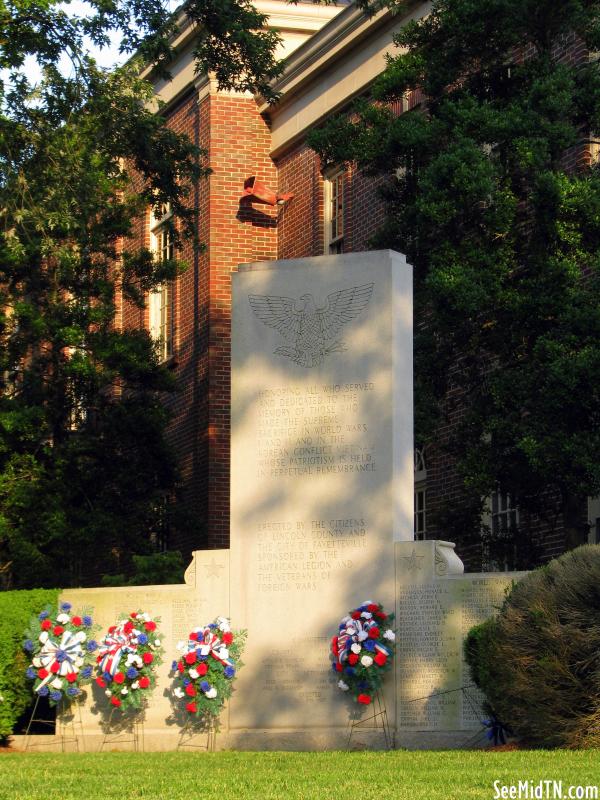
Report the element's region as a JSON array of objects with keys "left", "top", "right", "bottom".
[
  {"left": 0, "top": 588, "right": 60, "bottom": 740},
  {"left": 464, "top": 544, "right": 600, "bottom": 748}
]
